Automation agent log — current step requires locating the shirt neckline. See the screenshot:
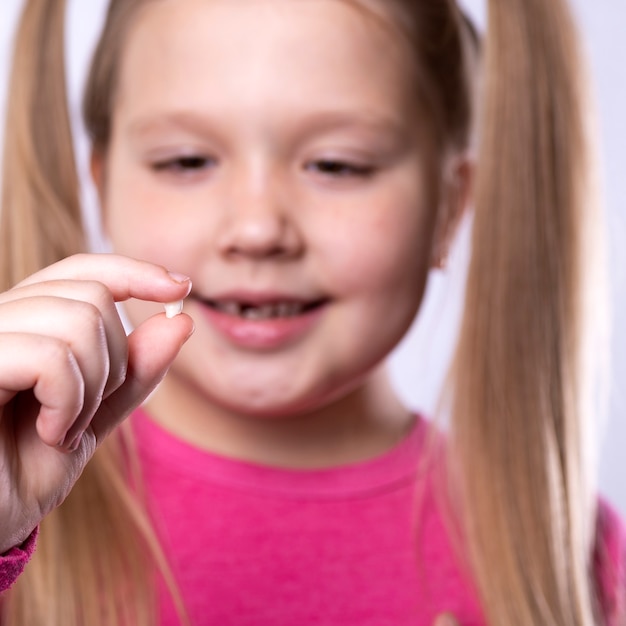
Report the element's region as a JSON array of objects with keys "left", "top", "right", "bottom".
[{"left": 132, "top": 407, "right": 430, "bottom": 499}]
